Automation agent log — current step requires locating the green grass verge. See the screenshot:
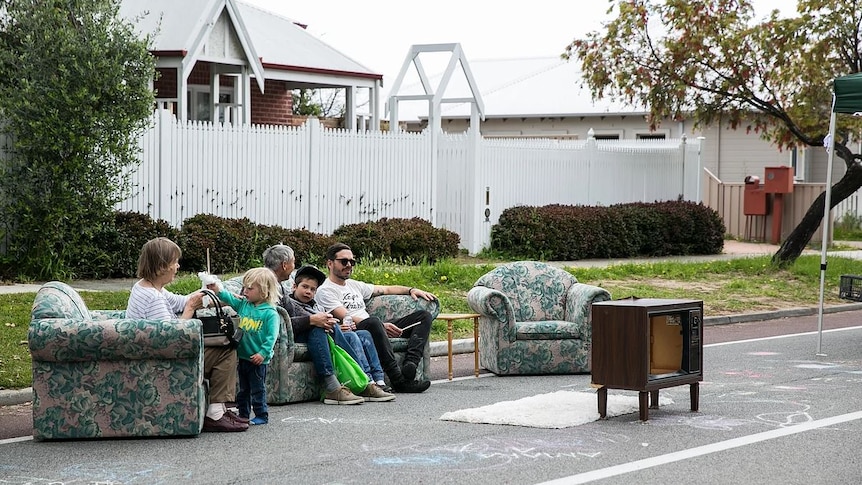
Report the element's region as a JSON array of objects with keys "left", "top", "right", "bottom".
[{"left": 4, "top": 253, "right": 862, "bottom": 390}]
